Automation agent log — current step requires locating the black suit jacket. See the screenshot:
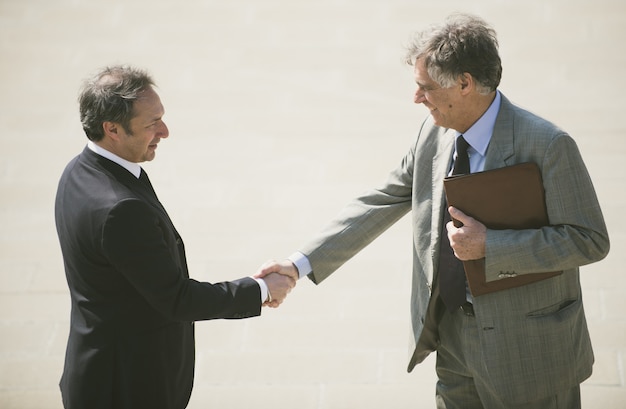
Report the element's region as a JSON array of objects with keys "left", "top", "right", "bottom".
[{"left": 55, "top": 147, "right": 261, "bottom": 409}]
